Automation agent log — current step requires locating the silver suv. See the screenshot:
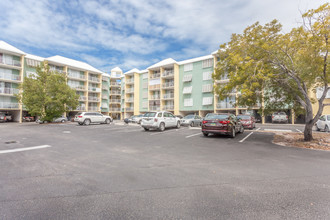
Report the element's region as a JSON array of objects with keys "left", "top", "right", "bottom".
[
  {"left": 141, "top": 111, "right": 181, "bottom": 131},
  {"left": 74, "top": 112, "right": 113, "bottom": 125}
]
